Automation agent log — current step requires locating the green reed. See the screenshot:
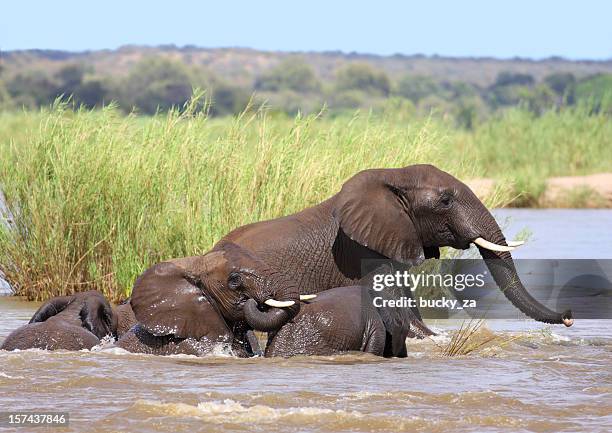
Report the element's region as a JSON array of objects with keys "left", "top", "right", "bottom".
[{"left": 0, "top": 99, "right": 609, "bottom": 300}]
